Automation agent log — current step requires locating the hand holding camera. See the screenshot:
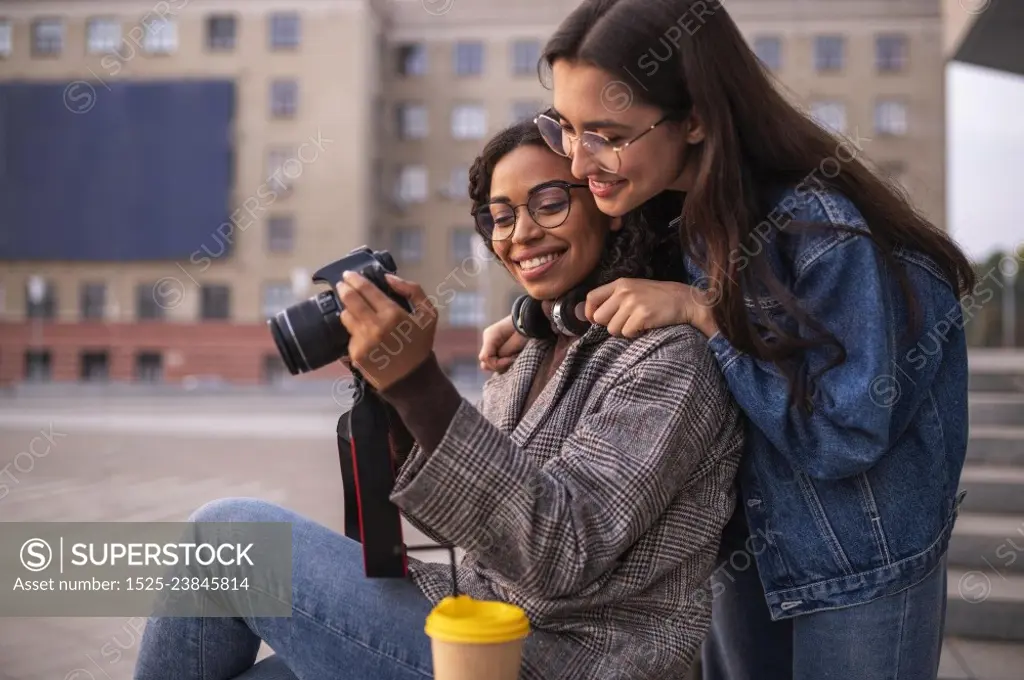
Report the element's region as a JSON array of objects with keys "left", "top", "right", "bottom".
[
  {"left": 336, "top": 271, "right": 438, "bottom": 391},
  {"left": 267, "top": 246, "right": 438, "bottom": 390}
]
